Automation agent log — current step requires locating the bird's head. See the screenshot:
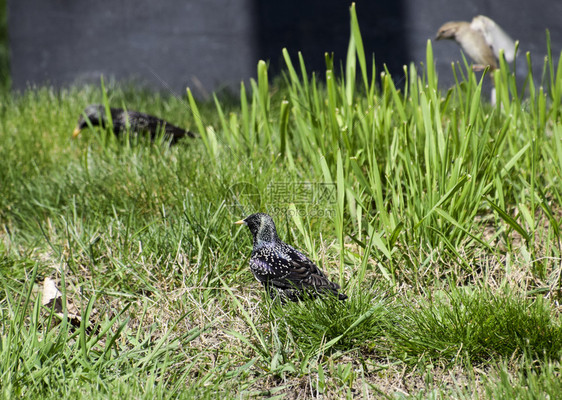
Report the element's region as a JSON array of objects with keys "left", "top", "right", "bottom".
[
  {"left": 73, "top": 104, "right": 107, "bottom": 138},
  {"left": 435, "top": 22, "right": 462, "bottom": 41},
  {"left": 235, "top": 213, "right": 279, "bottom": 246}
]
